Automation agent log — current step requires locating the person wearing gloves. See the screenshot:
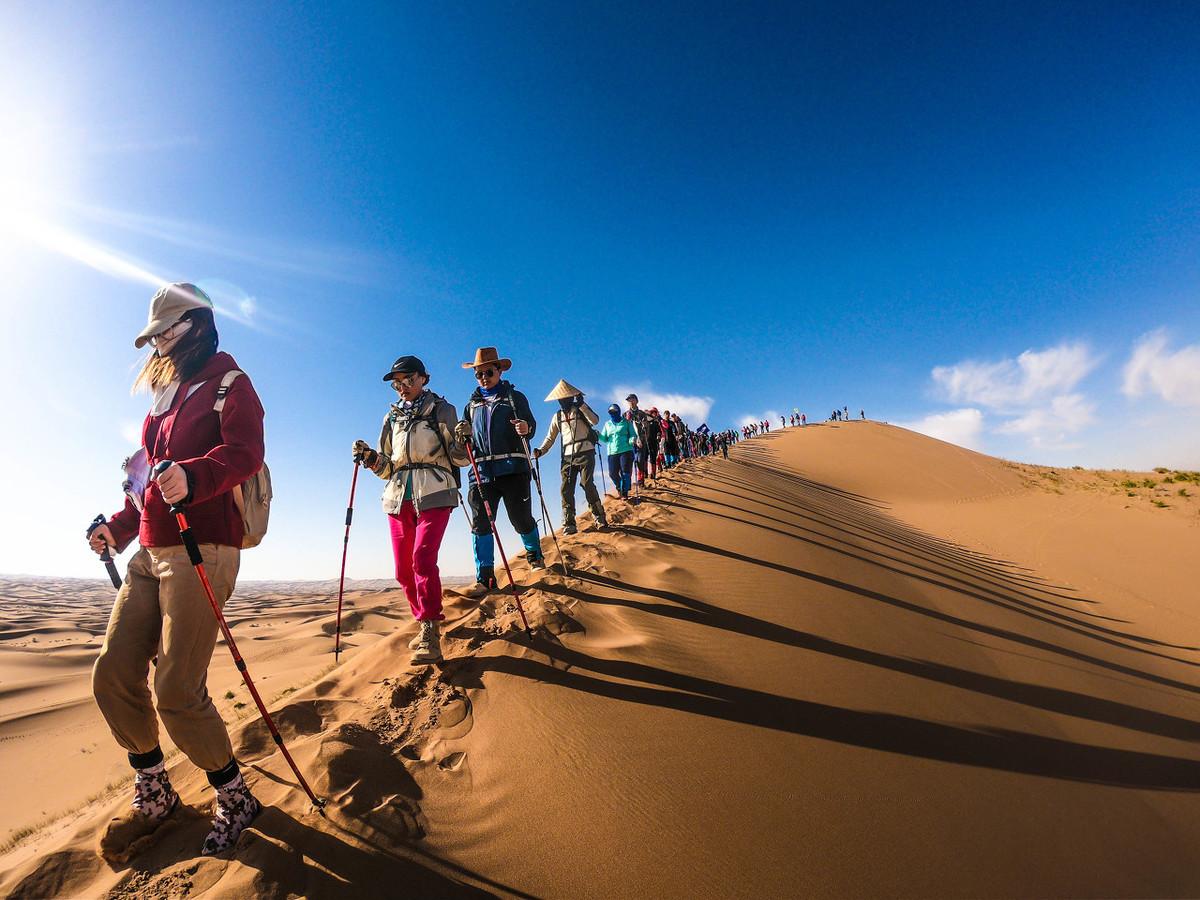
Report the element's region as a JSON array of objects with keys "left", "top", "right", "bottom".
[
  {"left": 600, "top": 403, "right": 639, "bottom": 500},
  {"left": 533, "top": 379, "right": 607, "bottom": 535},
  {"left": 453, "top": 347, "right": 542, "bottom": 598},
  {"left": 87, "top": 283, "right": 265, "bottom": 859},
  {"left": 352, "top": 355, "right": 467, "bottom": 664},
  {"left": 623, "top": 392, "right": 649, "bottom": 487}
]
